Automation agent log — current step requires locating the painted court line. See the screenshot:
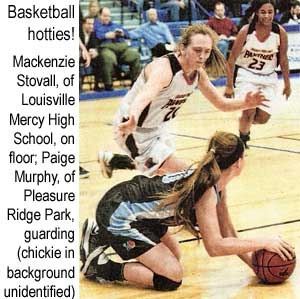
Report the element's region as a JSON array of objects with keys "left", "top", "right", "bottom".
[
  {"left": 278, "top": 136, "right": 300, "bottom": 142},
  {"left": 179, "top": 219, "right": 300, "bottom": 244},
  {"left": 172, "top": 133, "right": 300, "bottom": 154}
]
